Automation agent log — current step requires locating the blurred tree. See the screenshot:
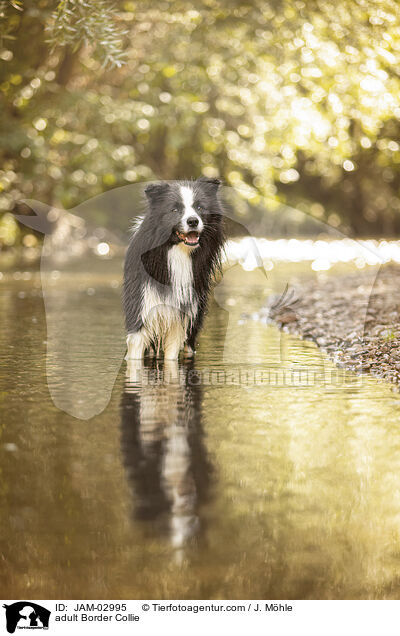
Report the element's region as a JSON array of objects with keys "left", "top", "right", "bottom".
[{"left": 1, "top": 0, "right": 400, "bottom": 238}]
